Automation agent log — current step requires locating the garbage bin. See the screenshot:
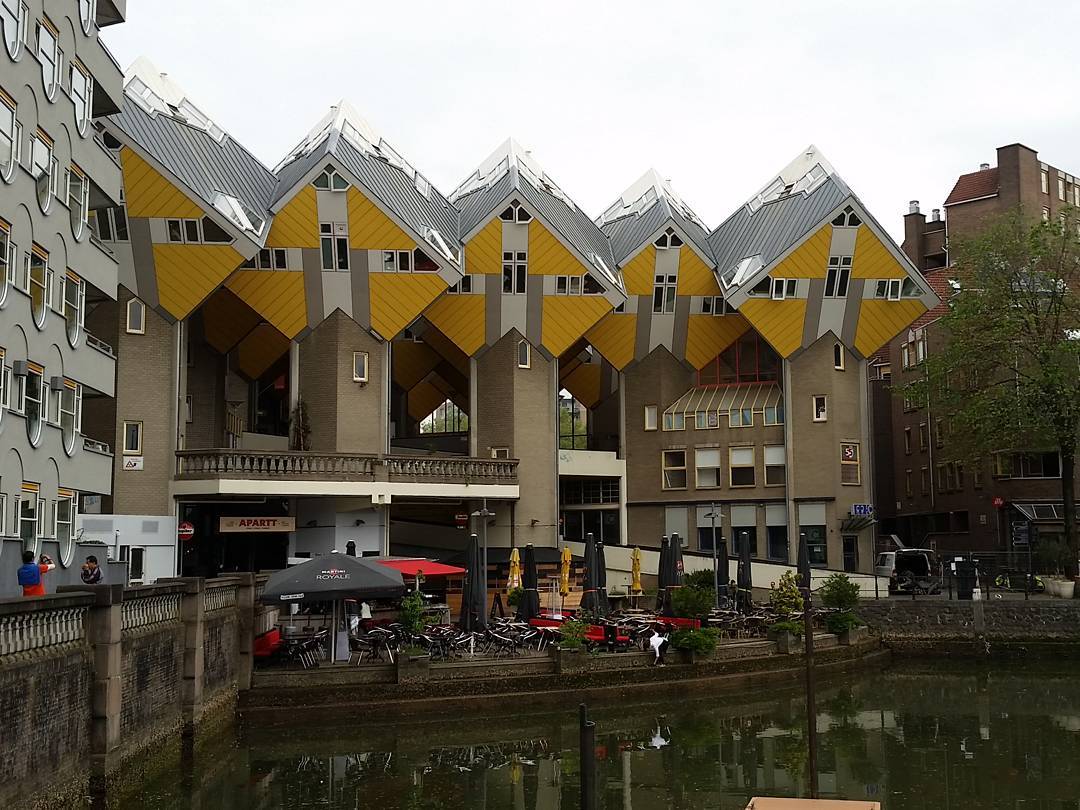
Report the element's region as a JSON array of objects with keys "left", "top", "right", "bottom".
[
  {"left": 604, "top": 623, "right": 618, "bottom": 653},
  {"left": 952, "top": 559, "right": 977, "bottom": 600}
]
